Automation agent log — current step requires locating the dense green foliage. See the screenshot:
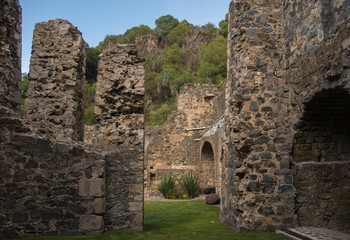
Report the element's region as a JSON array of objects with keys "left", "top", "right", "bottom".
[
  {"left": 15, "top": 201, "right": 287, "bottom": 240},
  {"left": 178, "top": 173, "right": 201, "bottom": 198},
  {"left": 83, "top": 14, "right": 228, "bottom": 126},
  {"left": 157, "top": 175, "right": 176, "bottom": 199},
  {"left": 198, "top": 35, "right": 227, "bottom": 85},
  {"left": 146, "top": 98, "right": 177, "bottom": 126},
  {"left": 154, "top": 15, "right": 179, "bottom": 37},
  {"left": 86, "top": 46, "right": 102, "bottom": 84}
]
